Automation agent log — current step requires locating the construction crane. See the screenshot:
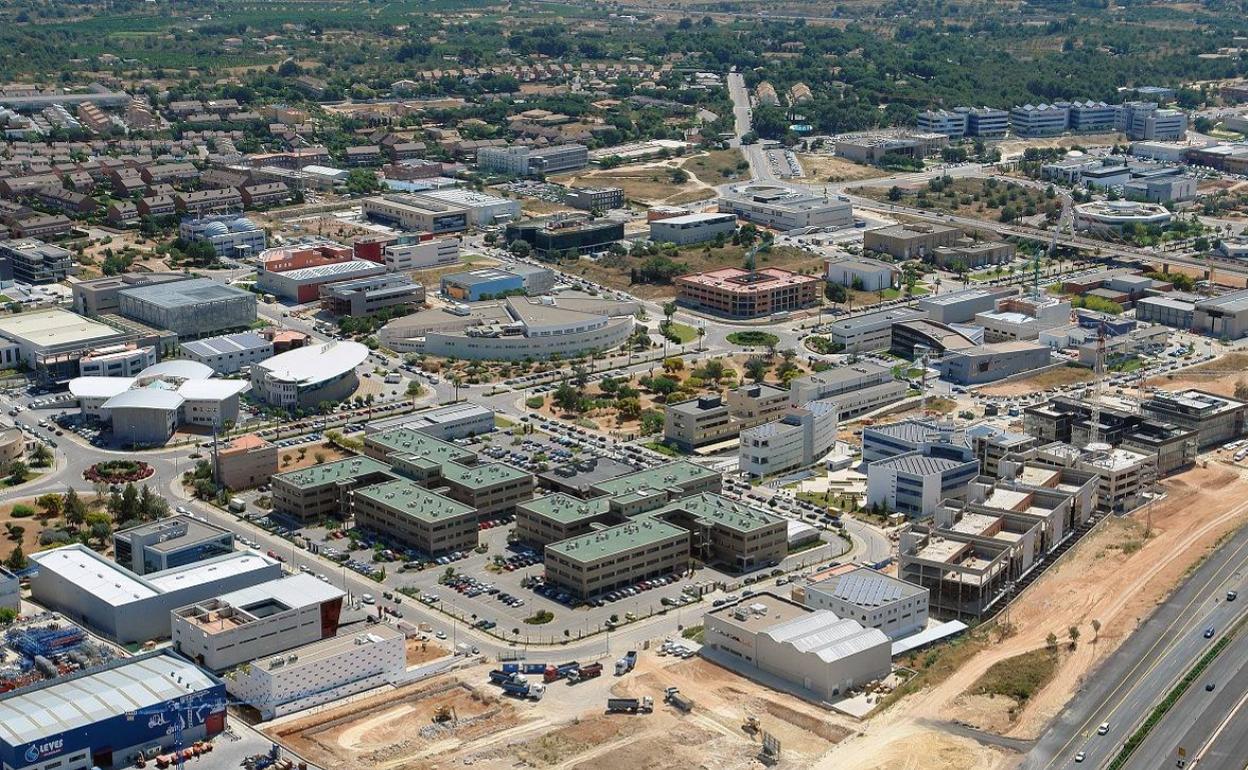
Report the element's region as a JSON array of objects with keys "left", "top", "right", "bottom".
[{"left": 1089, "top": 317, "right": 1109, "bottom": 447}]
